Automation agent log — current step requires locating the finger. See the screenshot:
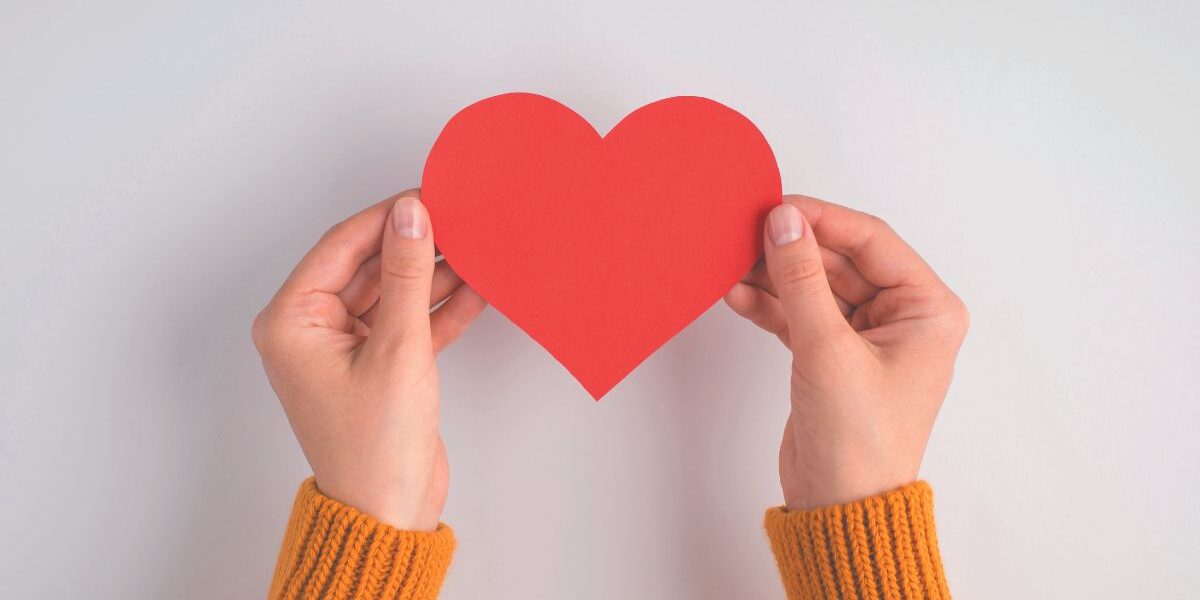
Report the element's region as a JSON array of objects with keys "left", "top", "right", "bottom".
[
  {"left": 430, "top": 261, "right": 465, "bottom": 308},
  {"left": 724, "top": 282, "right": 788, "bottom": 336},
  {"left": 784, "top": 195, "right": 939, "bottom": 289},
  {"left": 849, "top": 299, "right": 875, "bottom": 332},
  {"left": 349, "top": 316, "right": 371, "bottom": 337},
  {"left": 359, "top": 301, "right": 379, "bottom": 328},
  {"left": 820, "top": 247, "right": 880, "bottom": 306},
  {"left": 744, "top": 250, "right": 870, "bottom": 315},
  {"left": 725, "top": 282, "right": 791, "bottom": 346},
  {"left": 860, "top": 285, "right": 950, "bottom": 330},
  {"left": 431, "top": 286, "right": 488, "bottom": 353},
  {"left": 279, "top": 188, "right": 419, "bottom": 297},
  {"left": 338, "top": 253, "right": 382, "bottom": 316},
  {"left": 356, "top": 260, "right": 467, "bottom": 328},
  {"left": 740, "top": 261, "right": 777, "bottom": 297},
  {"left": 343, "top": 251, "right": 459, "bottom": 316},
  {"left": 763, "top": 203, "right": 854, "bottom": 355},
  {"left": 360, "top": 194, "right": 436, "bottom": 360},
  {"left": 833, "top": 293, "right": 854, "bottom": 319}
]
